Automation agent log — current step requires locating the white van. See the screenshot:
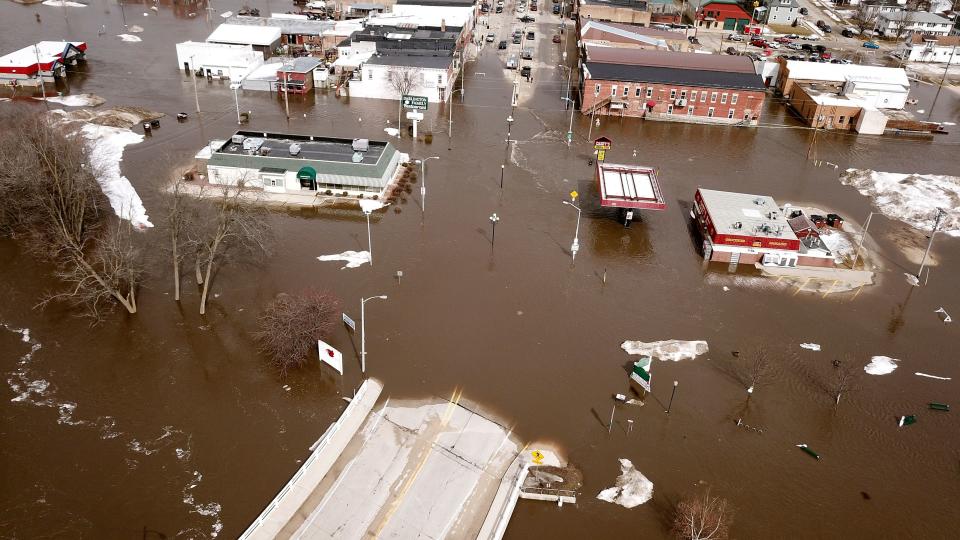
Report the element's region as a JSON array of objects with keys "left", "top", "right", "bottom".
[{"left": 506, "top": 54, "right": 518, "bottom": 69}]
